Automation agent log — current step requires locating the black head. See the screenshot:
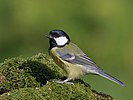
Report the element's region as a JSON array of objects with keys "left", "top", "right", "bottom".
[{"left": 46, "top": 29, "right": 70, "bottom": 50}]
